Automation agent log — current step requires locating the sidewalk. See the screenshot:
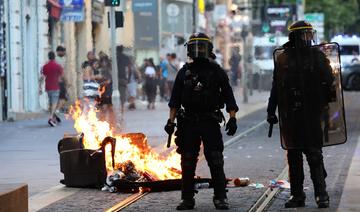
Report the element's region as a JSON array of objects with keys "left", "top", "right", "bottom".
[{"left": 338, "top": 136, "right": 360, "bottom": 211}]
